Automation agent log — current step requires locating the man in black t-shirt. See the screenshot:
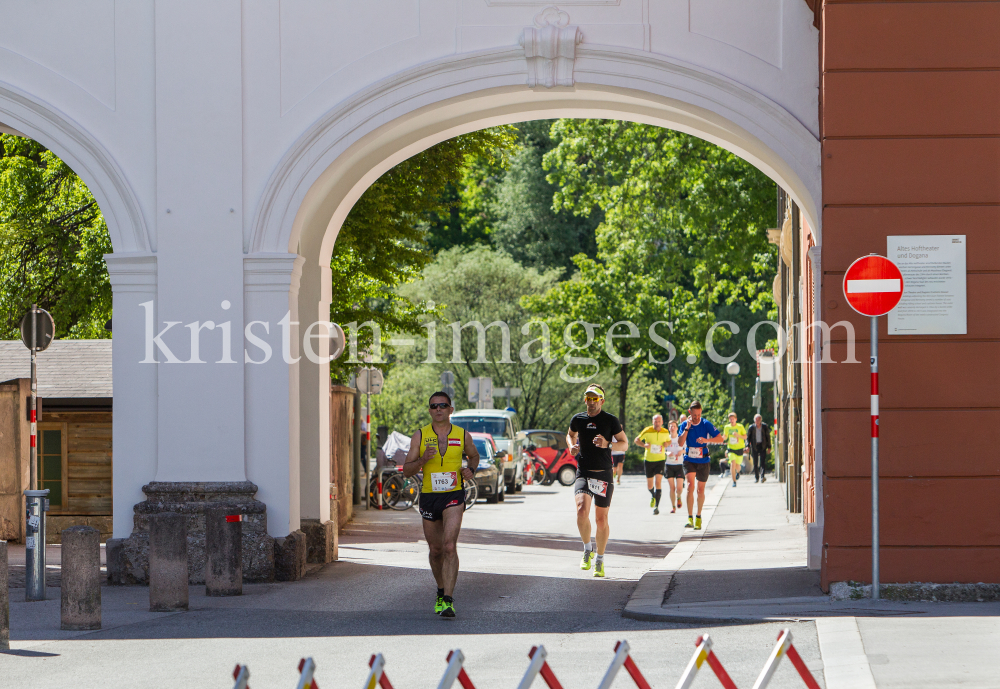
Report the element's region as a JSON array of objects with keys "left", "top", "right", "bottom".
[{"left": 566, "top": 383, "right": 628, "bottom": 578}]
